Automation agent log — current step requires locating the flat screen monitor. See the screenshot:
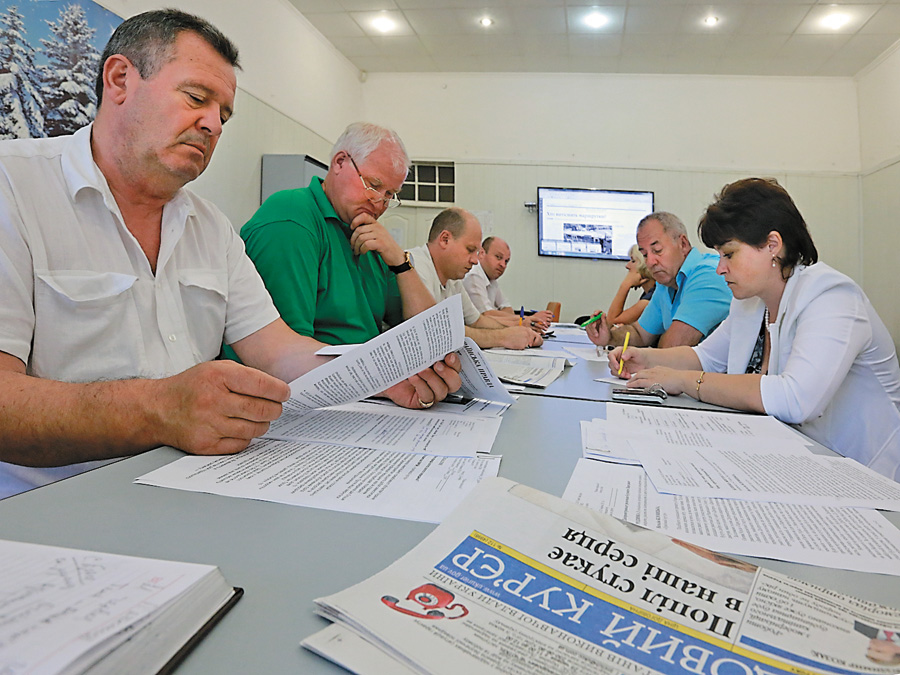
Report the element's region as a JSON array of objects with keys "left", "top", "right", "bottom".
[{"left": 537, "top": 187, "right": 654, "bottom": 261}]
